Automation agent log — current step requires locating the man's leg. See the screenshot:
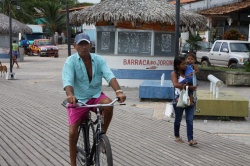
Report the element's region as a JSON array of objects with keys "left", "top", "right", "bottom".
[
  {"left": 99, "top": 98, "right": 113, "bottom": 133},
  {"left": 69, "top": 120, "right": 82, "bottom": 166}
]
